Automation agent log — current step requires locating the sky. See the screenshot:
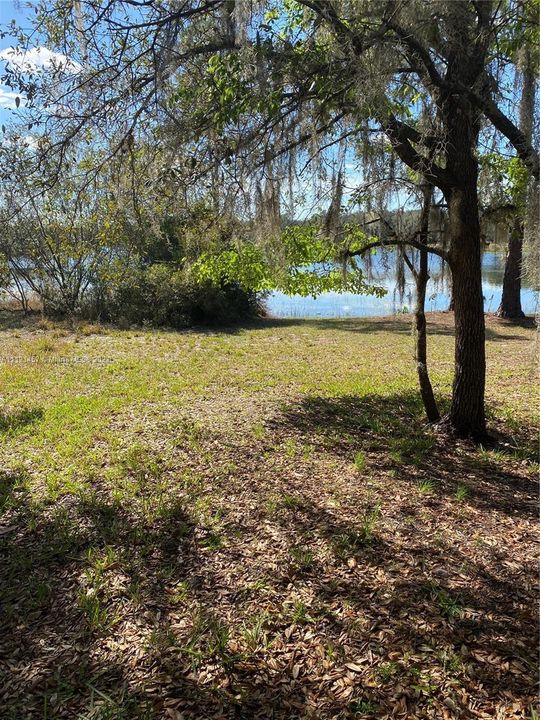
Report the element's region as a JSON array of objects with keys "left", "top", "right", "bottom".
[
  {"left": 0, "top": 0, "right": 409, "bottom": 217},
  {"left": 0, "top": 1, "right": 452, "bottom": 222},
  {"left": 0, "top": 0, "right": 524, "bottom": 218},
  {"left": 0, "top": 0, "right": 53, "bottom": 122},
  {"left": 0, "top": 0, "right": 31, "bottom": 120},
  {"left": 0, "top": 0, "right": 24, "bottom": 27}
]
